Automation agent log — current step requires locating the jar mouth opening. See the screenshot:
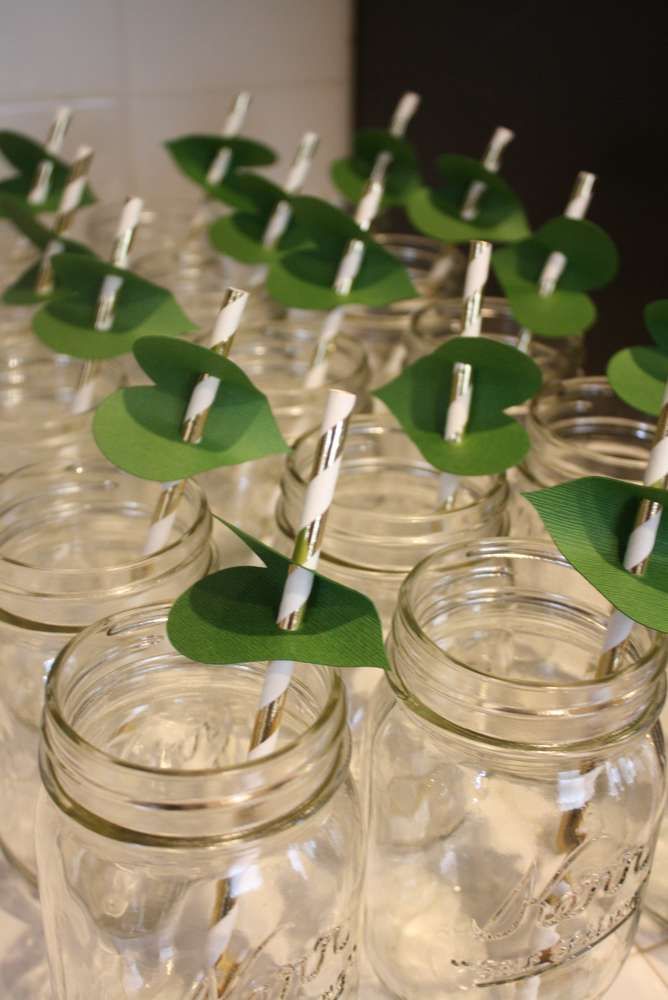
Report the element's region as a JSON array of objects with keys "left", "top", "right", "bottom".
[
  {"left": 397, "top": 537, "right": 664, "bottom": 695},
  {"left": 287, "top": 414, "right": 508, "bottom": 524},
  {"left": 529, "top": 376, "right": 654, "bottom": 444},
  {"left": 231, "top": 325, "right": 369, "bottom": 390},
  {"left": 45, "top": 605, "right": 346, "bottom": 781},
  {"left": 0, "top": 460, "right": 209, "bottom": 580}
]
